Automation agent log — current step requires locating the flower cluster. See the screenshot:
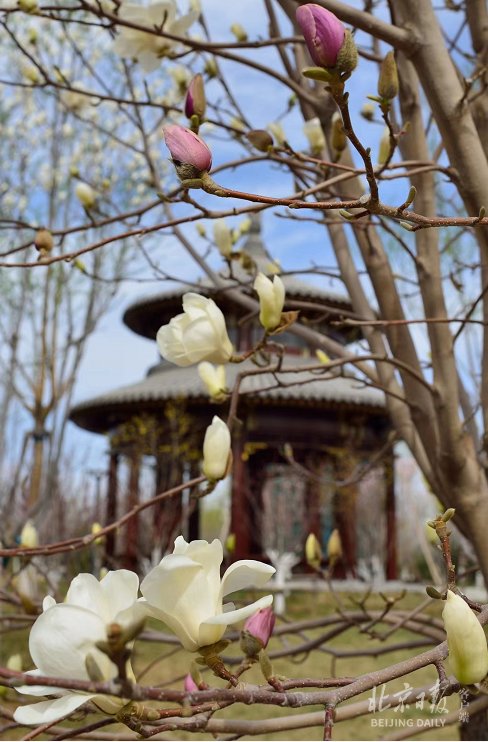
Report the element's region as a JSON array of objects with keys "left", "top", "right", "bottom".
[
  {"left": 14, "top": 537, "right": 275, "bottom": 726},
  {"left": 113, "top": 0, "right": 198, "bottom": 73}
]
